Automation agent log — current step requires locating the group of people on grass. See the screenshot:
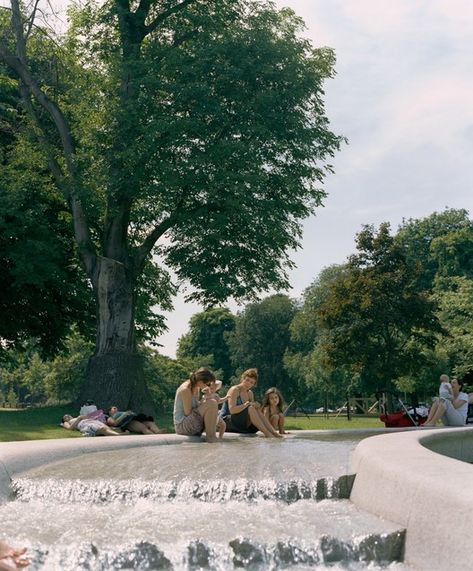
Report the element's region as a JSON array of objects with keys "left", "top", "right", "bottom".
[
  {"left": 61, "top": 405, "right": 167, "bottom": 437},
  {"left": 61, "top": 366, "right": 287, "bottom": 441}
]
